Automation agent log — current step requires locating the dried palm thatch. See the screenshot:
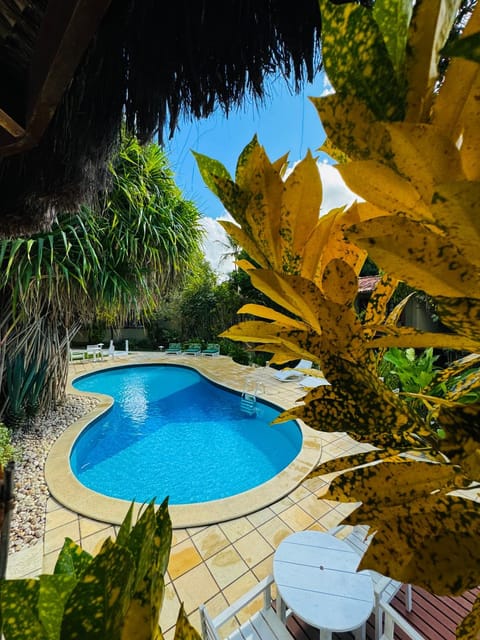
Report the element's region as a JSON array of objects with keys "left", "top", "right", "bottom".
[{"left": 0, "top": 0, "right": 322, "bottom": 237}]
